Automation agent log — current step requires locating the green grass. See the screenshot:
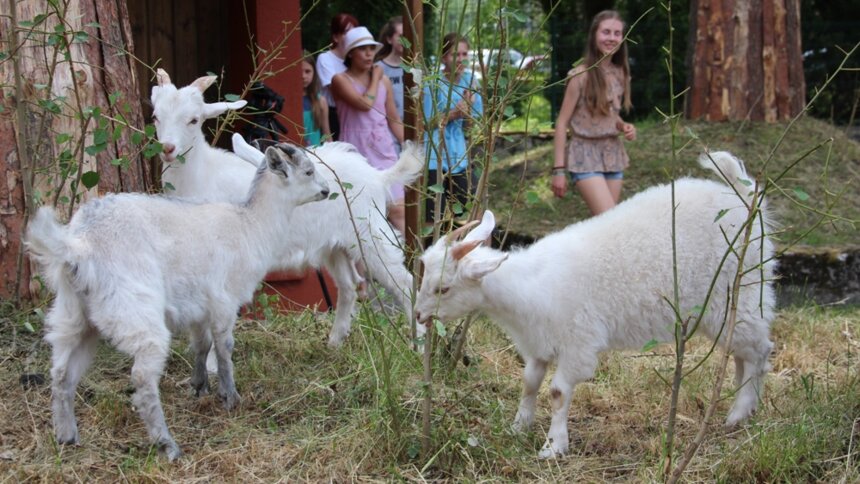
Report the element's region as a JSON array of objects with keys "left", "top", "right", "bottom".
[
  {"left": 2, "top": 301, "right": 858, "bottom": 481},
  {"left": 488, "top": 116, "right": 860, "bottom": 247}
]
